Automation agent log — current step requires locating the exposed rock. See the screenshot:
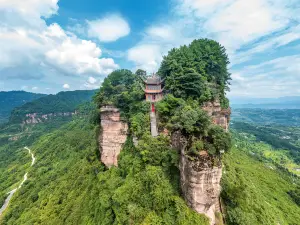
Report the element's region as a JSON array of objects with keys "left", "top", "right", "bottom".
[
  {"left": 180, "top": 147, "right": 222, "bottom": 225},
  {"left": 202, "top": 100, "right": 231, "bottom": 131},
  {"left": 170, "top": 100, "right": 230, "bottom": 225},
  {"left": 23, "top": 111, "right": 77, "bottom": 124},
  {"left": 99, "top": 106, "right": 128, "bottom": 167},
  {"left": 8, "top": 136, "right": 20, "bottom": 141}
]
